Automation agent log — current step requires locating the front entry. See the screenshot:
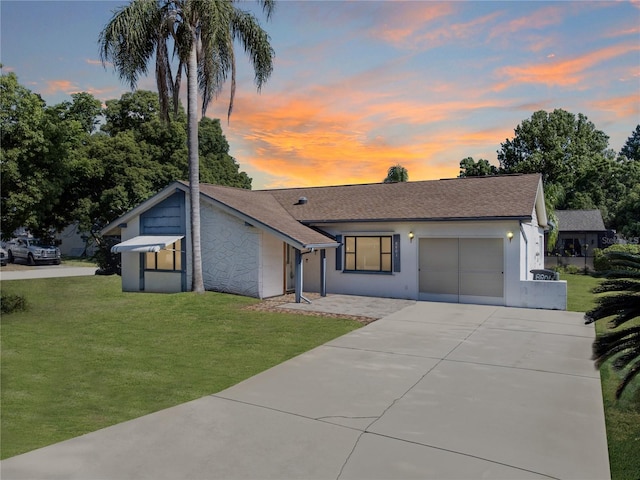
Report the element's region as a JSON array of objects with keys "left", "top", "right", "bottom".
[
  {"left": 419, "top": 238, "right": 504, "bottom": 305},
  {"left": 285, "top": 244, "right": 296, "bottom": 293}
]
